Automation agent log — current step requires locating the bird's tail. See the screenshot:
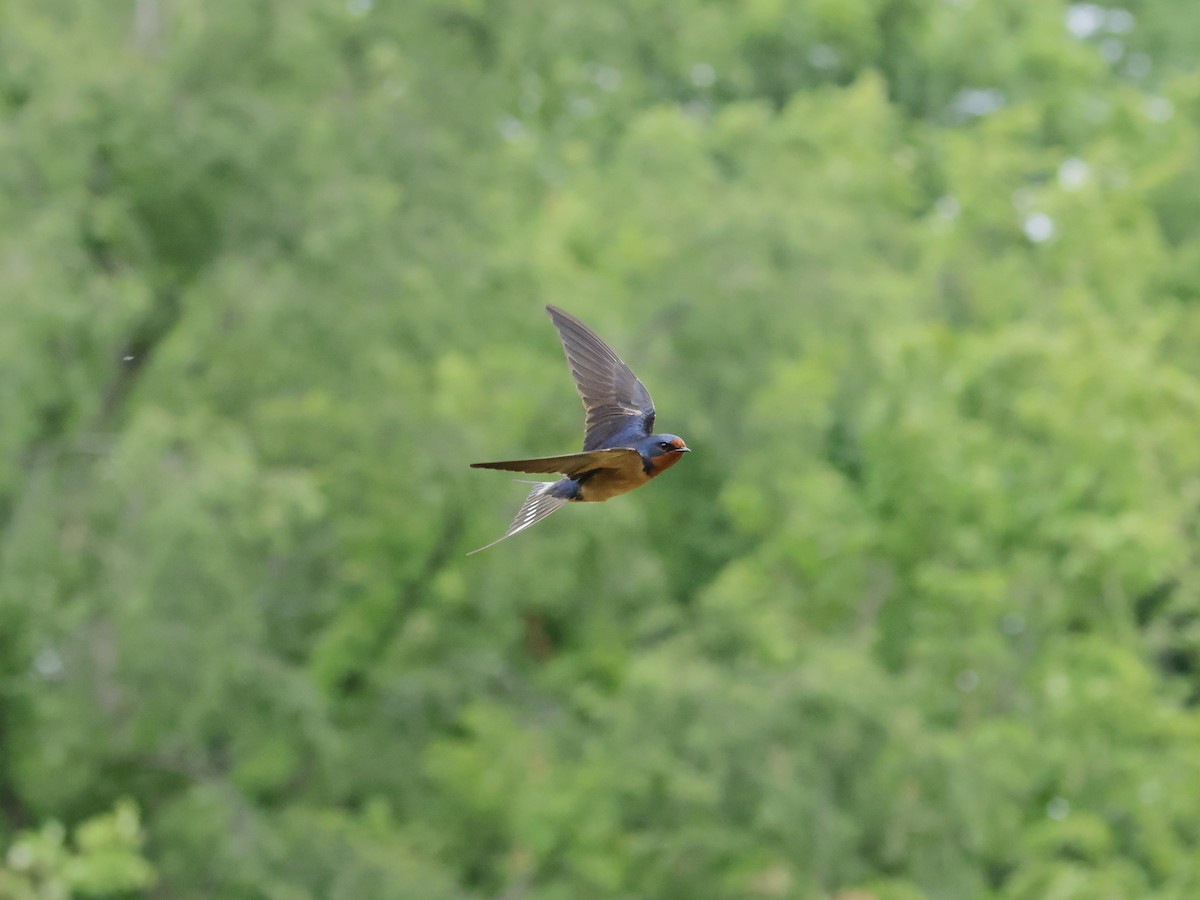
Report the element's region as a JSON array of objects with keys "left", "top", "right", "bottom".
[{"left": 467, "top": 481, "right": 570, "bottom": 555}]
